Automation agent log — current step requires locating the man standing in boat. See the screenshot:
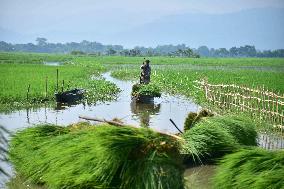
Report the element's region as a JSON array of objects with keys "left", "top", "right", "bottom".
[{"left": 140, "top": 59, "right": 151, "bottom": 84}]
